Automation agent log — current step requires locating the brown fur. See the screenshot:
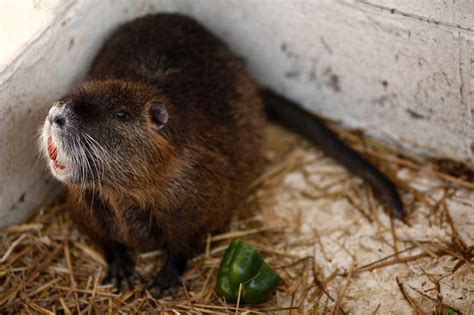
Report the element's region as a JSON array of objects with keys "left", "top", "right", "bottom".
[{"left": 65, "top": 14, "right": 264, "bottom": 262}]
